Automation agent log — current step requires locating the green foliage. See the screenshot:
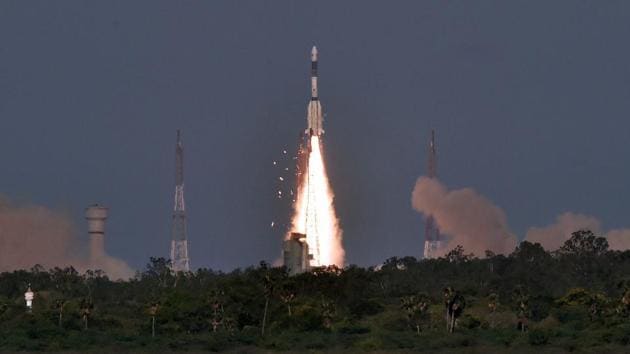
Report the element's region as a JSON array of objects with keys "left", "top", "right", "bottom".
[
  {"left": 1, "top": 236, "right": 630, "bottom": 352},
  {"left": 528, "top": 328, "right": 549, "bottom": 345}
]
